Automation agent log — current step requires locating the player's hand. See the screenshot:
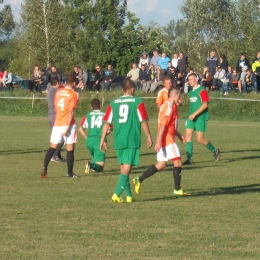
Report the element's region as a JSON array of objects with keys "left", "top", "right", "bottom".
[
  {"left": 62, "top": 128, "right": 69, "bottom": 136},
  {"left": 179, "top": 136, "right": 186, "bottom": 143},
  {"left": 100, "top": 141, "right": 107, "bottom": 153},
  {"left": 147, "top": 137, "right": 153, "bottom": 149},
  {"left": 154, "top": 142, "right": 161, "bottom": 153},
  {"left": 189, "top": 114, "right": 196, "bottom": 121}
]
